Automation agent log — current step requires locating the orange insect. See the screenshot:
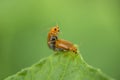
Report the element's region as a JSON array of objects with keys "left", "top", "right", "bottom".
[
  {"left": 55, "top": 39, "right": 77, "bottom": 53},
  {"left": 47, "top": 25, "right": 59, "bottom": 50},
  {"left": 47, "top": 25, "right": 77, "bottom": 53},
  {"left": 47, "top": 25, "right": 59, "bottom": 41}
]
